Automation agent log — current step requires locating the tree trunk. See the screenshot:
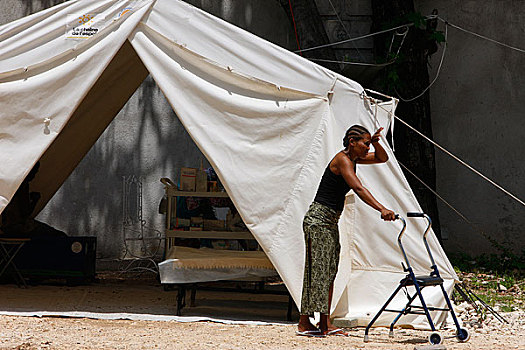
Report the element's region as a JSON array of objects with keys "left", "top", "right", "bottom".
[
  {"left": 275, "top": 0, "right": 340, "bottom": 72},
  {"left": 370, "top": 1, "right": 442, "bottom": 242},
  {"left": 276, "top": 0, "right": 442, "bottom": 242}
]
